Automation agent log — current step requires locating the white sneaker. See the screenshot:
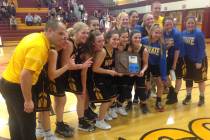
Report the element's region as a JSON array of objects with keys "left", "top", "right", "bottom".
[
  {"left": 108, "top": 108, "right": 118, "bottom": 119},
  {"left": 95, "top": 120, "right": 111, "bottom": 130},
  {"left": 116, "top": 107, "right": 128, "bottom": 116},
  {"left": 105, "top": 114, "right": 113, "bottom": 121},
  {"left": 150, "top": 92, "right": 157, "bottom": 98},
  {"left": 44, "top": 131, "right": 57, "bottom": 140},
  {"left": 36, "top": 128, "right": 45, "bottom": 138}
]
